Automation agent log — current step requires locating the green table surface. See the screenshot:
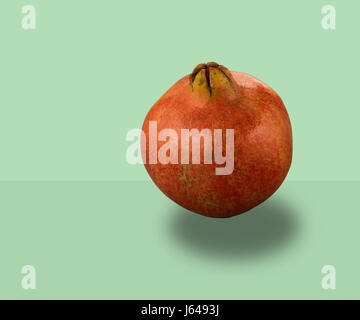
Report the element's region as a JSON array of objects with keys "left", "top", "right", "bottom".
[{"left": 0, "top": 181, "right": 358, "bottom": 299}]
